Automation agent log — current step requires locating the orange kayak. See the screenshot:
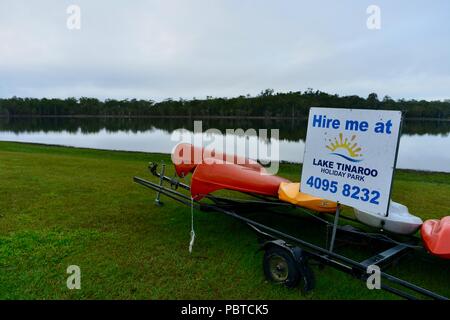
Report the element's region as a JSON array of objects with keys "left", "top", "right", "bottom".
[
  {"left": 190, "top": 161, "right": 290, "bottom": 200},
  {"left": 172, "top": 143, "right": 263, "bottom": 177},
  {"left": 421, "top": 216, "right": 450, "bottom": 259}
]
